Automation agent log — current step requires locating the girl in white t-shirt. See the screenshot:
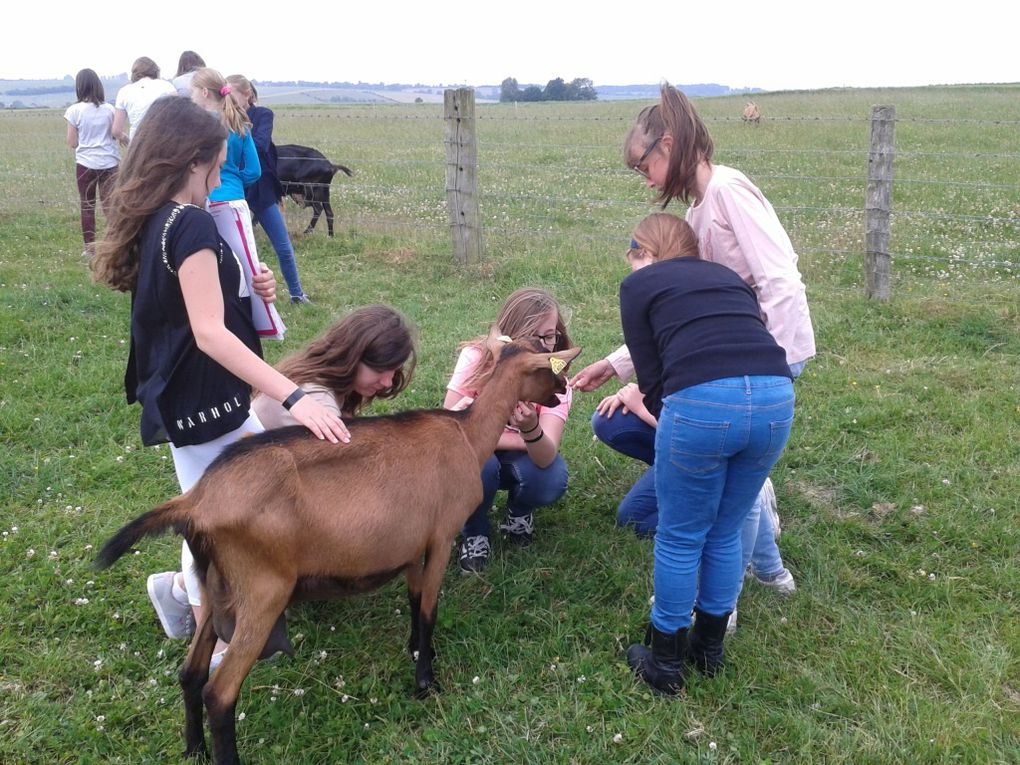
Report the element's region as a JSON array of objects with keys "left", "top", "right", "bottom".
[
  {"left": 64, "top": 68, "right": 120, "bottom": 256},
  {"left": 444, "top": 287, "right": 574, "bottom": 573}
]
